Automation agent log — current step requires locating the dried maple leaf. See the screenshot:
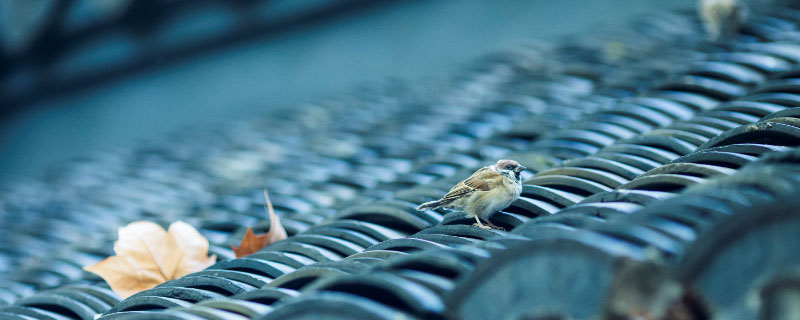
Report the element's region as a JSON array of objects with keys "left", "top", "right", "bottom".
[
  {"left": 231, "top": 227, "right": 269, "bottom": 258},
  {"left": 231, "top": 189, "right": 287, "bottom": 257},
  {"left": 84, "top": 221, "right": 216, "bottom": 299}
]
